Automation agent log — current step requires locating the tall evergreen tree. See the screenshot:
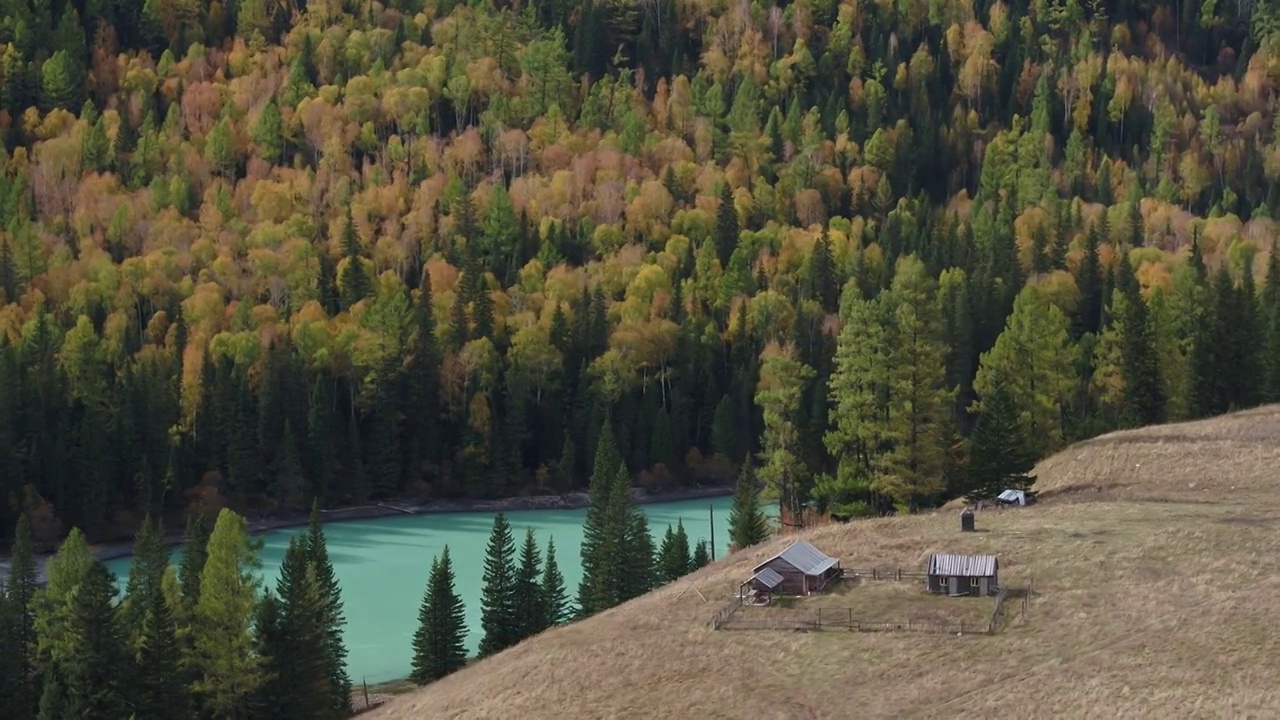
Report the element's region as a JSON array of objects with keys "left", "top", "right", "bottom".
[
  {"left": 657, "top": 525, "right": 679, "bottom": 583},
  {"left": 266, "top": 537, "right": 334, "bottom": 720},
  {"left": 121, "top": 514, "right": 169, "bottom": 646},
  {"left": 578, "top": 420, "right": 624, "bottom": 616},
  {"left": 178, "top": 511, "right": 211, "bottom": 612},
  {"left": 478, "top": 513, "right": 519, "bottom": 657},
  {"left": 303, "top": 503, "right": 351, "bottom": 718},
  {"left": 410, "top": 547, "right": 467, "bottom": 685},
  {"left": 133, "top": 575, "right": 191, "bottom": 720},
  {"left": 6, "top": 513, "right": 39, "bottom": 719},
  {"left": 728, "top": 462, "right": 769, "bottom": 550},
  {"left": 965, "top": 376, "right": 1039, "bottom": 501},
  {"left": 55, "top": 562, "right": 131, "bottom": 720},
  {"left": 1114, "top": 255, "right": 1165, "bottom": 427},
  {"left": 513, "top": 528, "right": 543, "bottom": 639},
  {"left": 338, "top": 210, "right": 372, "bottom": 310},
  {"left": 618, "top": 506, "right": 655, "bottom": 602},
  {"left": 692, "top": 540, "right": 710, "bottom": 569},
  {"left": 539, "top": 537, "right": 570, "bottom": 628},
  {"left": 714, "top": 182, "right": 739, "bottom": 266},
  {"left": 191, "top": 509, "right": 265, "bottom": 718}
]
